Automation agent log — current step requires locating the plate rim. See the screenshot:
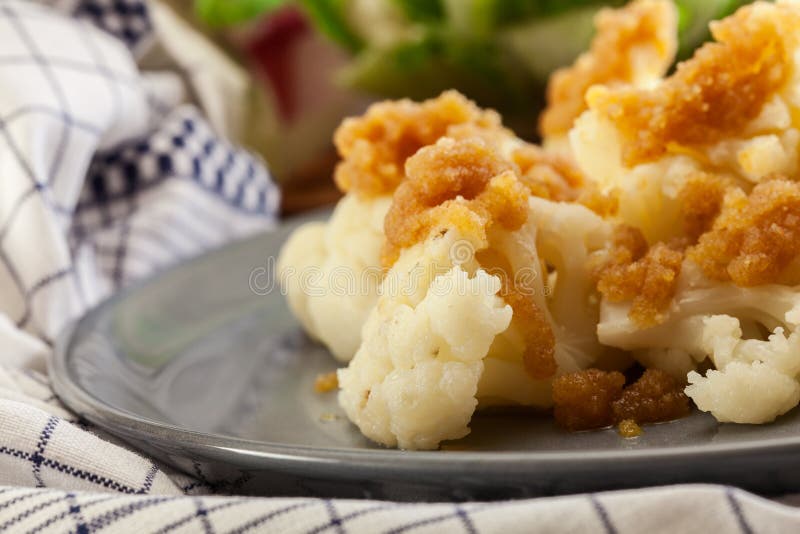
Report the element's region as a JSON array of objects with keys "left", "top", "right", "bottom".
[{"left": 49, "top": 236, "right": 800, "bottom": 474}]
